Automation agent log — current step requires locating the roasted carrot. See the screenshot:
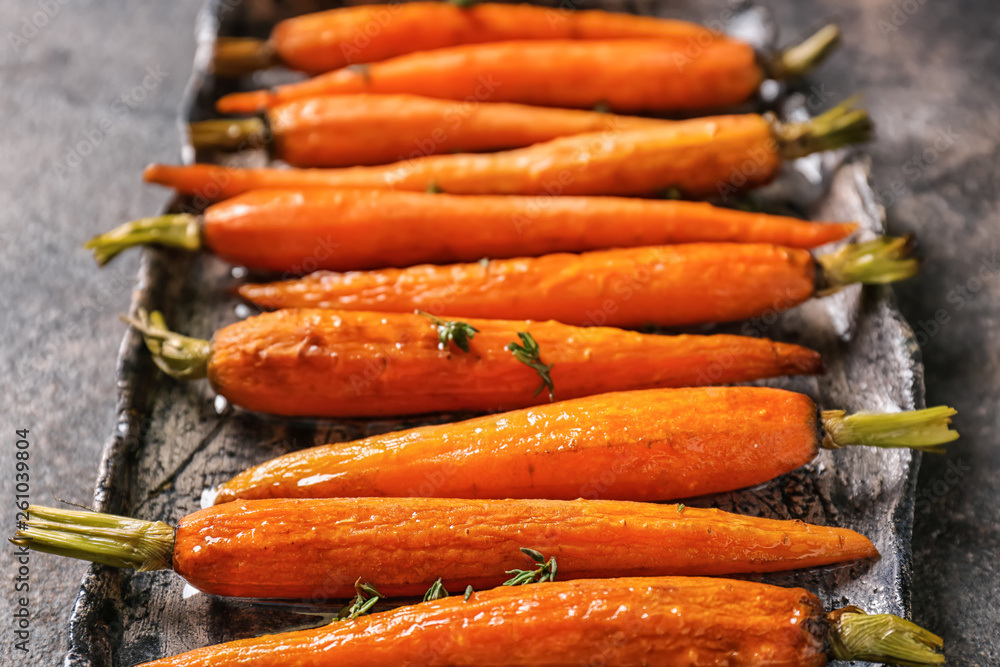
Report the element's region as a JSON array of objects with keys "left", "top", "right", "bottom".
[
  {"left": 212, "top": 386, "right": 959, "bottom": 505},
  {"left": 137, "top": 576, "right": 944, "bottom": 667},
  {"left": 192, "top": 94, "right": 670, "bottom": 166},
  {"left": 239, "top": 238, "right": 919, "bottom": 328},
  {"left": 85, "top": 189, "right": 858, "bottom": 271},
  {"left": 123, "top": 309, "right": 821, "bottom": 417},
  {"left": 213, "top": 3, "right": 742, "bottom": 76},
  {"left": 145, "top": 100, "right": 872, "bottom": 200},
  {"left": 12, "top": 498, "right": 878, "bottom": 601},
  {"left": 217, "top": 24, "right": 839, "bottom": 113}
]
